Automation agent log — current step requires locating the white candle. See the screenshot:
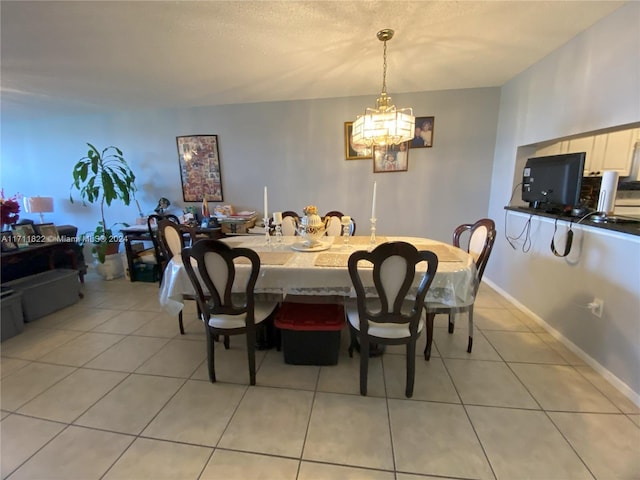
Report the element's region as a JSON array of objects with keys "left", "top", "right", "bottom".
[
  {"left": 264, "top": 186, "right": 268, "bottom": 218},
  {"left": 371, "top": 181, "right": 377, "bottom": 219},
  {"left": 273, "top": 211, "right": 283, "bottom": 224}
]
